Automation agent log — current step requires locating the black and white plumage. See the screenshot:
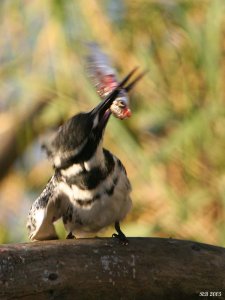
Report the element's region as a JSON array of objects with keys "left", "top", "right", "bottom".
[{"left": 27, "top": 69, "right": 143, "bottom": 243}]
